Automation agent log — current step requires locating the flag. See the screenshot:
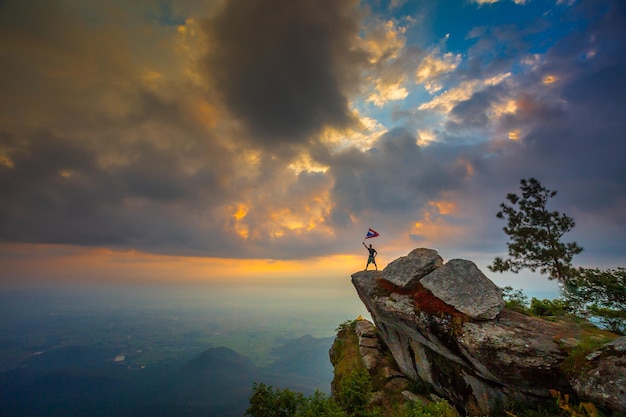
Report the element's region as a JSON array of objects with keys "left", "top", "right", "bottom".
[{"left": 364, "top": 228, "right": 379, "bottom": 239}]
